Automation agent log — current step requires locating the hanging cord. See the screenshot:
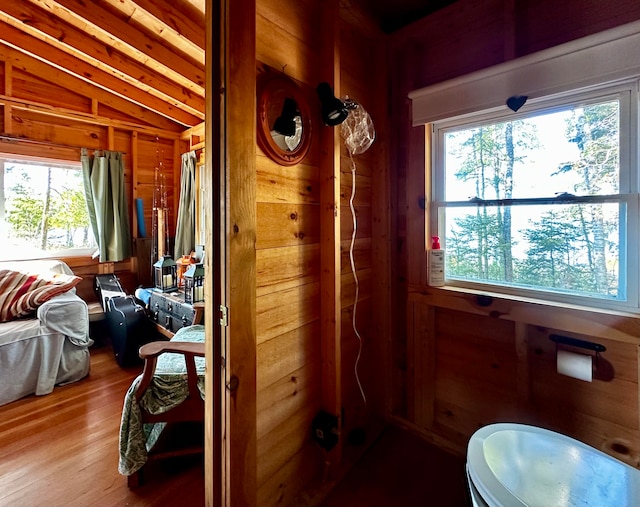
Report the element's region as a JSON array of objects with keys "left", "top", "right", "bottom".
[{"left": 348, "top": 151, "right": 367, "bottom": 408}]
